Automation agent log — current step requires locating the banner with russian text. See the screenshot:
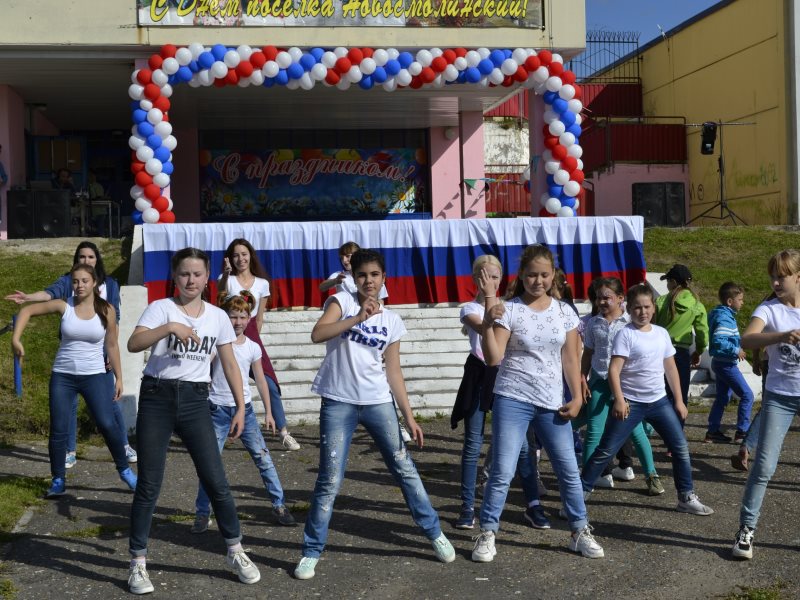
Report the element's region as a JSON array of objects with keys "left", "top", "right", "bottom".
[{"left": 141, "top": 217, "right": 646, "bottom": 308}]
